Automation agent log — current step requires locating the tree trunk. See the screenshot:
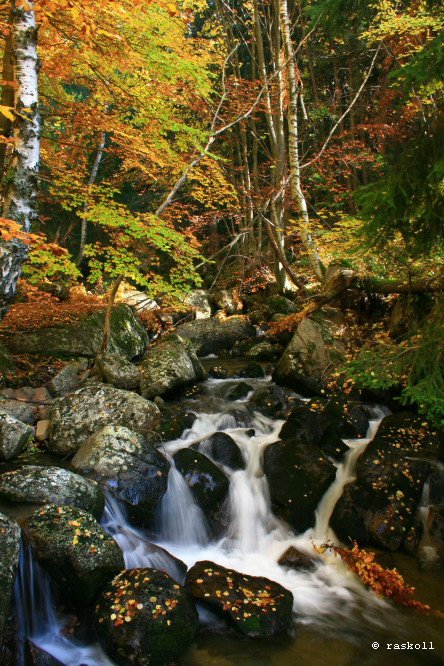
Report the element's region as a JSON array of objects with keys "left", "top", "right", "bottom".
[
  {"left": 0, "top": 5, "right": 15, "bottom": 178},
  {"left": 76, "top": 131, "right": 106, "bottom": 266},
  {"left": 0, "top": 0, "right": 40, "bottom": 320}
]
